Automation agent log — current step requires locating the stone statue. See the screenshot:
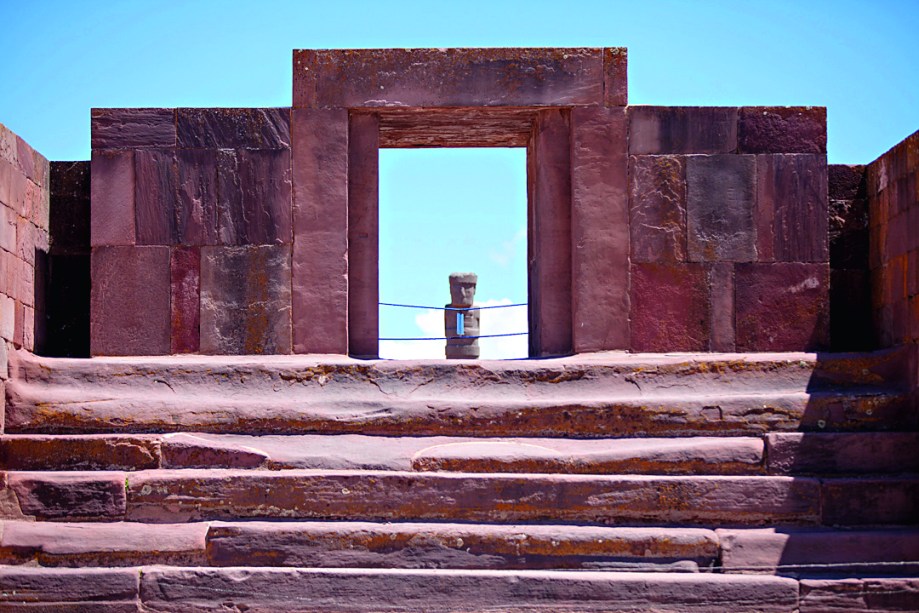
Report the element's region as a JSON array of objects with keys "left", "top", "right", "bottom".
[{"left": 445, "top": 272, "right": 480, "bottom": 359}]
